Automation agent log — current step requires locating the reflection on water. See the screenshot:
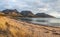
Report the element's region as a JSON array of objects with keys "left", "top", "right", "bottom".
[
  {"left": 20, "top": 18, "right": 32, "bottom": 21},
  {"left": 20, "top": 17, "right": 60, "bottom": 27}
]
